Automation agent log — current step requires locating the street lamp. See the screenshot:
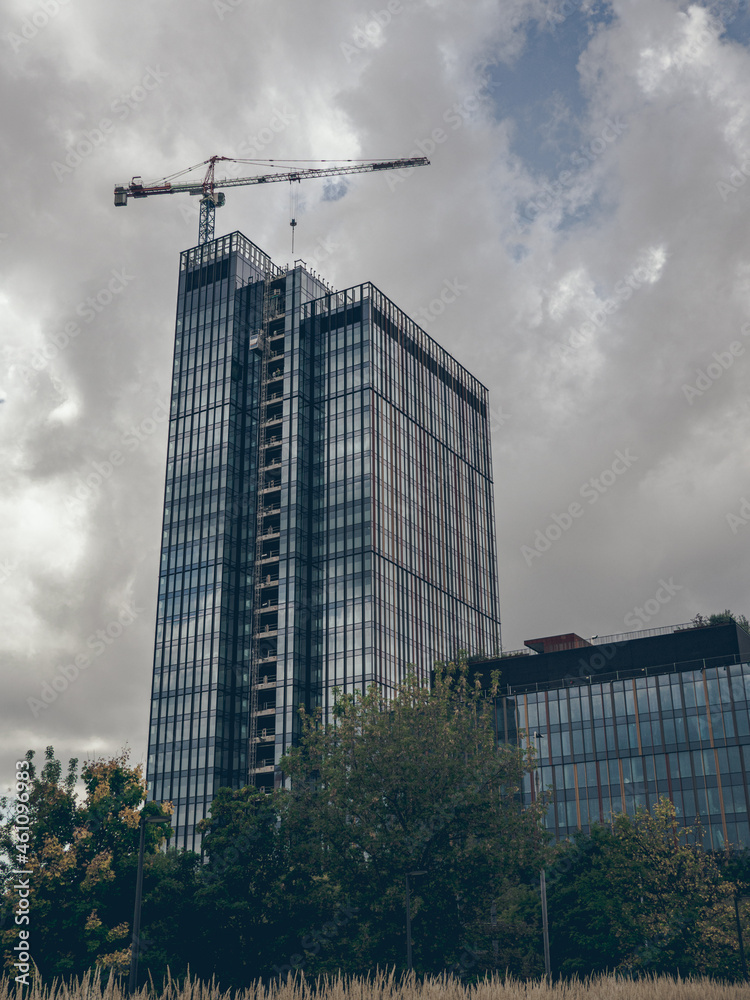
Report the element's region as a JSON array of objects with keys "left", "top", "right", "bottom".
[
  {"left": 128, "top": 812, "right": 172, "bottom": 993},
  {"left": 735, "top": 893, "right": 750, "bottom": 981},
  {"left": 533, "top": 732, "right": 551, "bottom": 982},
  {"left": 405, "top": 870, "right": 427, "bottom": 973},
  {"left": 539, "top": 869, "right": 551, "bottom": 981}
]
